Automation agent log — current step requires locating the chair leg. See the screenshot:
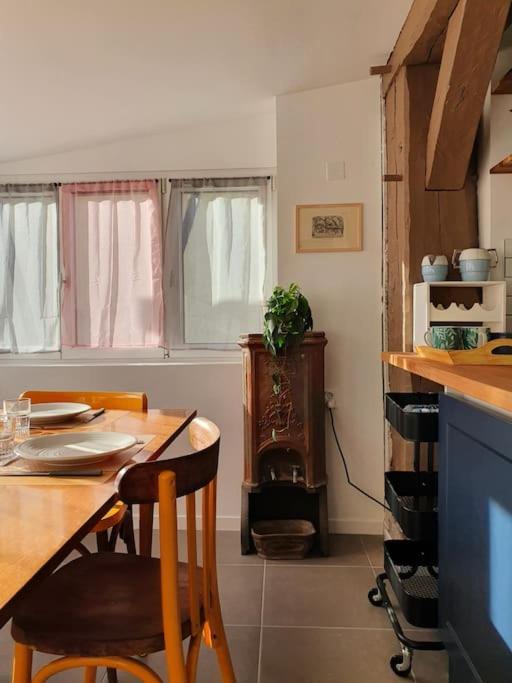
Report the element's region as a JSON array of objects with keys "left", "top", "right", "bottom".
[
  {"left": 84, "top": 666, "right": 97, "bottom": 682},
  {"left": 76, "top": 542, "right": 91, "bottom": 556},
  {"left": 96, "top": 530, "right": 110, "bottom": 552},
  {"left": 120, "top": 506, "right": 137, "bottom": 554},
  {"left": 11, "top": 643, "right": 32, "bottom": 683},
  {"left": 106, "top": 667, "right": 118, "bottom": 683},
  {"left": 108, "top": 523, "right": 121, "bottom": 551},
  {"left": 186, "top": 634, "right": 201, "bottom": 683},
  {"left": 214, "top": 633, "right": 236, "bottom": 683}
]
